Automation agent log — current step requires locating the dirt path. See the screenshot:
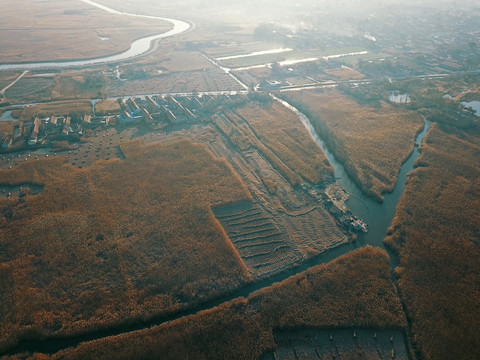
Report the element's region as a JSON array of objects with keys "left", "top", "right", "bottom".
[{"left": 0, "top": 70, "right": 28, "bottom": 95}]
